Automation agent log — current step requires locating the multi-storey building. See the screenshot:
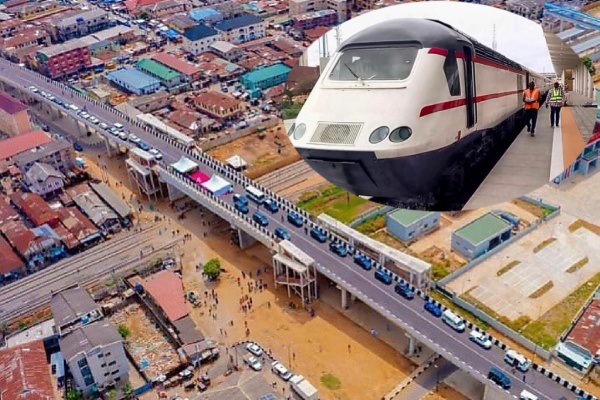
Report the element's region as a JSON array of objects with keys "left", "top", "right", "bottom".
[
  {"left": 293, "top": 9, "right": 338, "bottom": 30},
  {"left": 194, "top": 90, "right": 245, "bottom": 122},
  {"left": 214, "top": 14, "right": 265, "bottom": 45},
  {"left": 0, "top": 91, "right": 32, "bottom": 136},
  {"left": 52, "top": 8, "right": 110, "bottom": 41},
  {"left": 0, "top": 27, "right": 51, "bottom": 59},
  {"left": 182, "top": 24, "right": 220, "bottom": 55},
  {"left": 289, "top": 0, "right": 350, "bottom": 23},
  {"left": 12, "top": 0, "right": 62, "bottom": 22},
  {"left": 35, "top": 38, "right": 91, "bottom": 79},
  {"left": 12, "top": 138, "right": 74, "bottom": 174}
]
